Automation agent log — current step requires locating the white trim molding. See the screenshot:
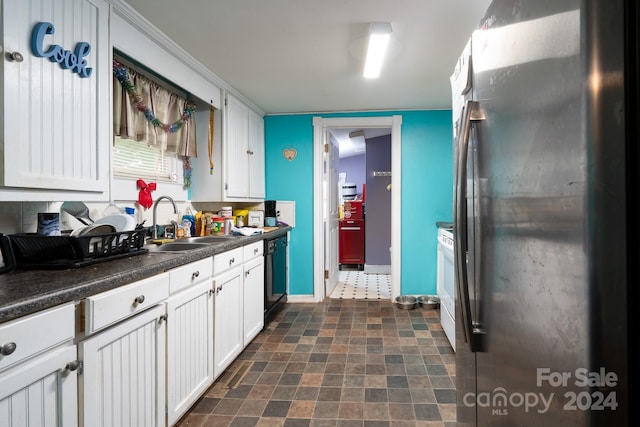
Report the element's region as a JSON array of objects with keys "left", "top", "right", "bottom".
[
  {"left": 313, "top": 115, "right": 402, "bottom": 302},
  {"left": 285, "top": 295, "right": 316, "bottom": 304}
]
